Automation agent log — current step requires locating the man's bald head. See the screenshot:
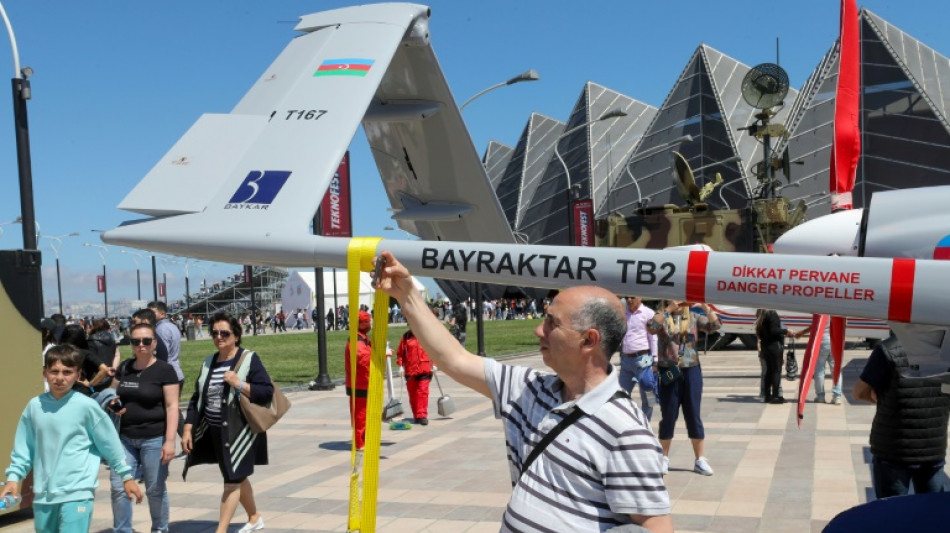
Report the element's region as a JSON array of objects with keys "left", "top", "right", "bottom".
[{"left": 557, "top": 286, "right": 626, "bottom": 359}]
